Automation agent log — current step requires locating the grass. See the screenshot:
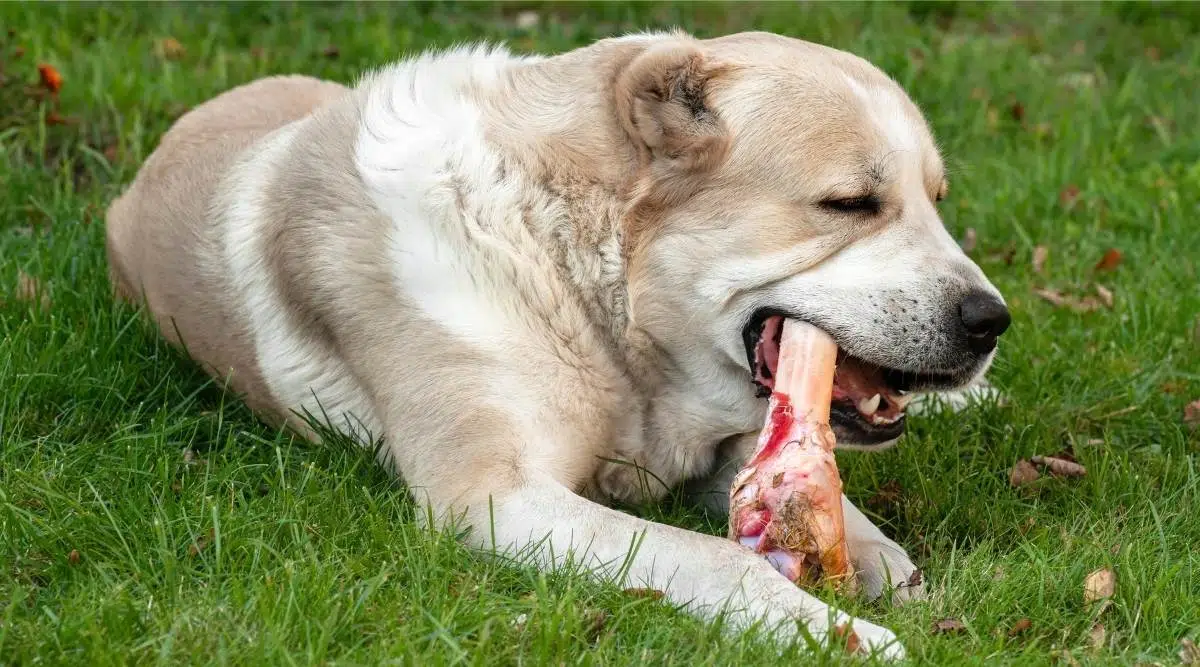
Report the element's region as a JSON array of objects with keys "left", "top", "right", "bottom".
[{"left": 2, "top": 1, "right": 1199, "bottom": 664}]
